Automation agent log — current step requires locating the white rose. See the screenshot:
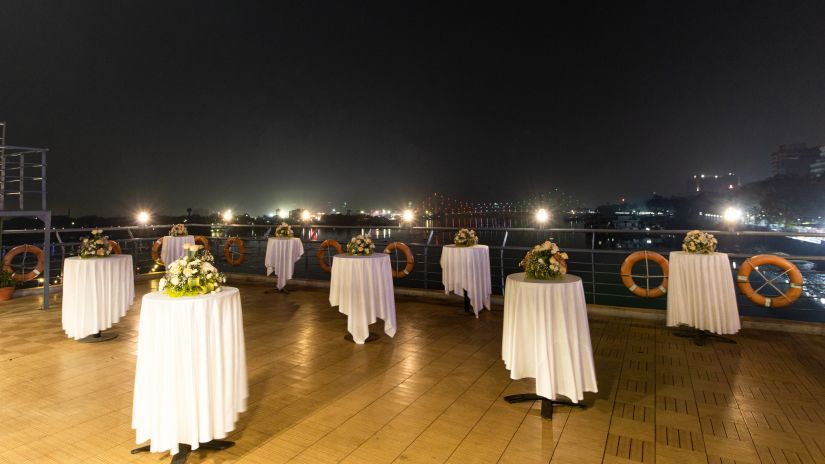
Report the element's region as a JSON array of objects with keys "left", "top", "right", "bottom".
[
  {"left": 158, "top": 278, "right": 167, "bottom": 291},
  {"left": 171, "top": 276, "right": 179, "bottom": 286}
]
